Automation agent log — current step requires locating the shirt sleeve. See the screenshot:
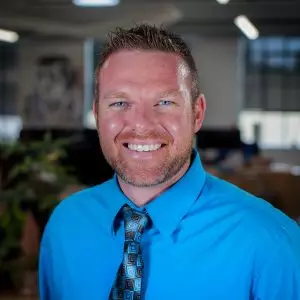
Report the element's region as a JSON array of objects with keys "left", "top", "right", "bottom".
[
  {"left": 38, "top": 234, "right": 53, "bottom": 300},
  {"left": 253, "top": 236, "right": 300, "bottom": 300}
]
